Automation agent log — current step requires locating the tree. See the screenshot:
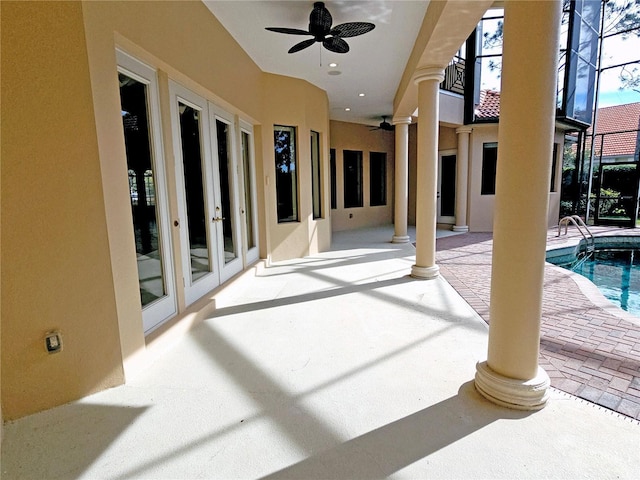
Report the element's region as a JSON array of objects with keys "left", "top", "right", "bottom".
[{"left": 480, "top": 0, "right": 640, "bottom": 91}]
